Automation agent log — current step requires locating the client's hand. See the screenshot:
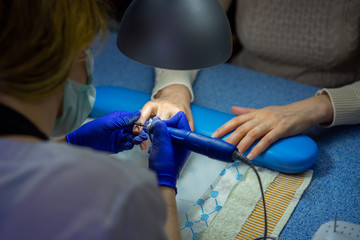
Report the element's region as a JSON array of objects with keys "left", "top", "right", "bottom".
[
  {"left": 66, "top": 110, "right": 148, "bottom": 153},
  {"left": 212, "top": 94, "right": 333, "bottom": 160},
  {"left": 147, "top": 111, "right": 191, "bottom": 191},
  {"left": 134, "top": 84, "right": 194, "bottom": 137}
]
